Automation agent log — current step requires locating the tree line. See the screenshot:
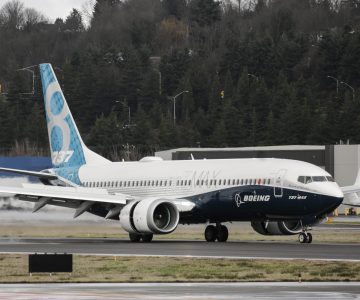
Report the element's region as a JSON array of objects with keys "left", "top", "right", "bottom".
[{"left": 1, "top": 0, "right": 360, "bottom": 159}]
